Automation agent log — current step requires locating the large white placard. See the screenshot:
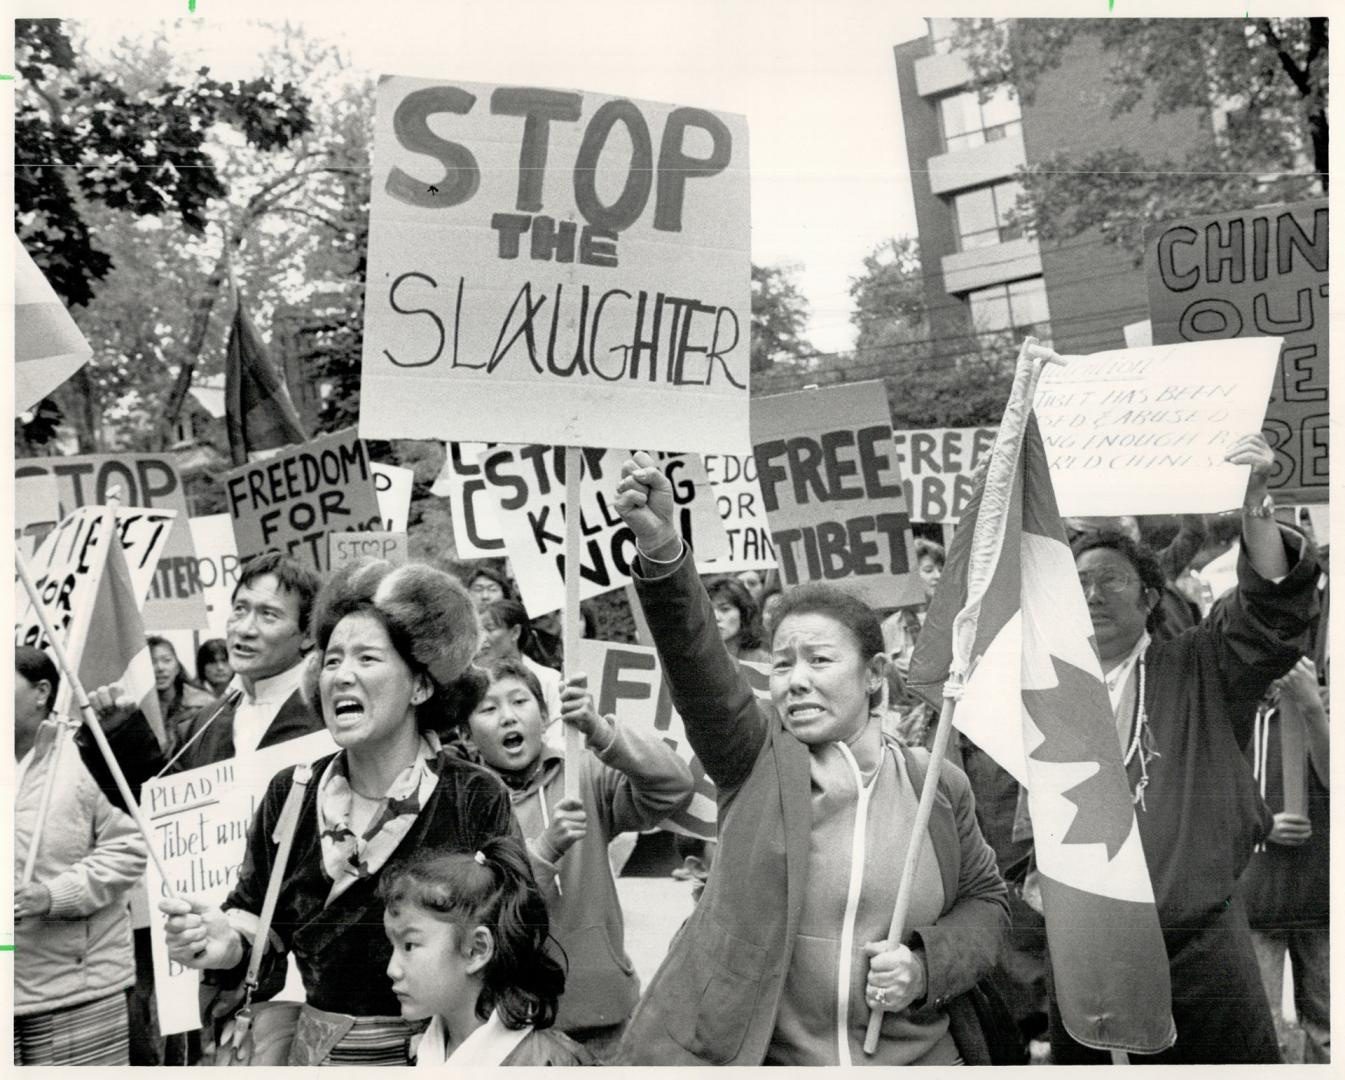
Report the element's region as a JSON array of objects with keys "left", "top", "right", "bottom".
[
  {"left": 360, "top": 78, "right": 752, "bottom": 451},
  {"left": 1035, "top": 338, "right": 1282, "bottom": 515},
  {"left": 142, "top": 730, "right": 339, "bottom": 1034},
  {"left": 372, "top": 462, "right": 414, "bottom": 533},
  {"left": 431, "top": 442, "right": 504, "bottom": 558}
]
